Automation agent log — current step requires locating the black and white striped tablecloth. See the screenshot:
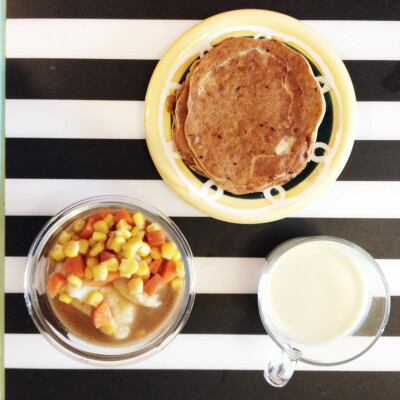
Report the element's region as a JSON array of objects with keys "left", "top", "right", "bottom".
[{"left": 4, "top": 1, "right": 400, "bottom": 398}]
